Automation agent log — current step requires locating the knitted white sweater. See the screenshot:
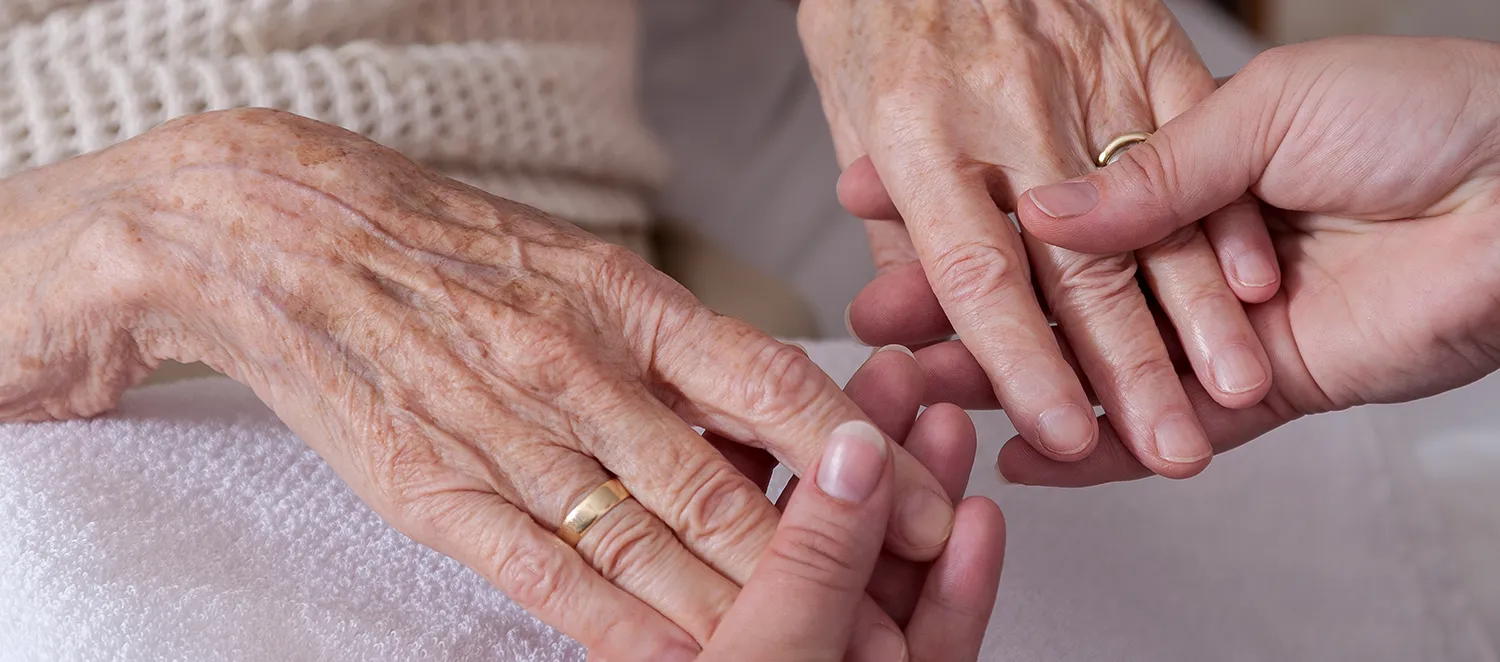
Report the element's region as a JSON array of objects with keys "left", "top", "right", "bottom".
[{"left": 0, "top": 0, "right": 668, "bottom": 230}]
